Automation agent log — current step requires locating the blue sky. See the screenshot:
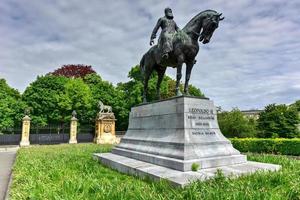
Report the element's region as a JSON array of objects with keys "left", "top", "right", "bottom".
[{"left": 0, "top": 0, "right": 299, "bottom": 110}]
